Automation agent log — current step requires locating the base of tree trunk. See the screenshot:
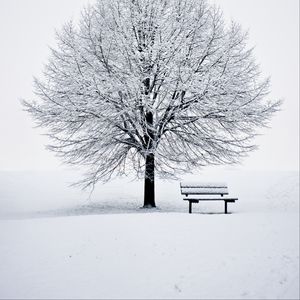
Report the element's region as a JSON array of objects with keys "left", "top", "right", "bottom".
[{"left": 141, "top": 204, "right": 157, "bottom": 209}]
